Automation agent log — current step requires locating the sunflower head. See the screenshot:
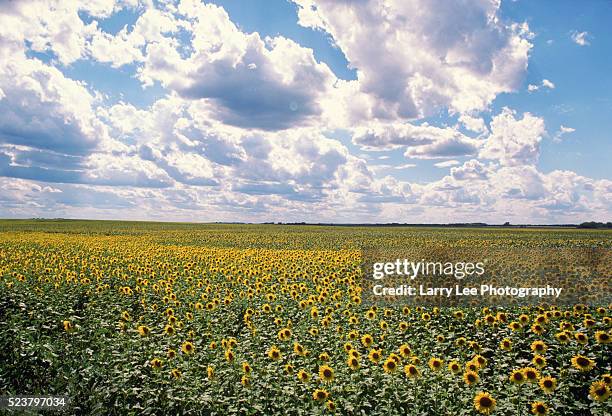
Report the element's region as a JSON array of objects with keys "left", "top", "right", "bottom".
[
  {"left": 589, "top": 380, "right": 610, "bottom": 402},
  {"left": 539, "top": 376, "right": 557, "bottom": 394},
  {"left": 312, "top": 389, "right": 329, "bottom": 402},
  {"left": 595, "top": 331, "right": 611, "bottom": 344},
  {"left": 383, "top": 357, "right": 398, "bottom": 373},
  {"left": 150, "top": 358, "right": 162, "bottom": 369},
  {"left": 297, "top": 369, "right": 310, "bottom": 382},
  {"left": 428, "top": 357, "right": 443, "bottom": 372},
  {"left": 532, "top": 355, "right": 546, "bottom": 369},
  {"left": 474, "top": 392, "right": 496, "bottom": 415},
  {"left": 530, "top": 401, "right": 548, "bottom": 415},
  {"left": 464, "top": 370, "right": 479, "bottom": 386},
  {"left": 404, "top": 364, "right": 420, "bottom": 379},
  {"left": 571, "top": 355, "right": 595, "bottom": 372},
  {"left": 347, "top": 356, "right": 360, "bottom": 370},
  {"left": 448, "top": 361, "right": 461, "bottom": 374},
  {"left": 319, "top": 364, "right": 334, "bottom": 382},
  {"left": 267, "top": 345, "right": 282, "bottom": 361},
  {"left": 368, "top": 349, "right": 382, "bottom": 363},
  {"left": 181, "top": 341, "right": 195, "bottom": 355},
  {"left": 523, "top": 367, "right": 540, "bottom": 382},
  {"left": 509, "top": 369, "right": 526, "bottom": 384}
]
